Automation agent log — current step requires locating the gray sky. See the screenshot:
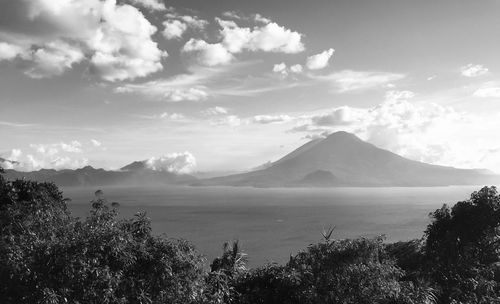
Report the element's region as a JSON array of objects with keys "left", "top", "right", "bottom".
[{"left": 1, "top": 0, "right": 500, "bottom": 173}]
